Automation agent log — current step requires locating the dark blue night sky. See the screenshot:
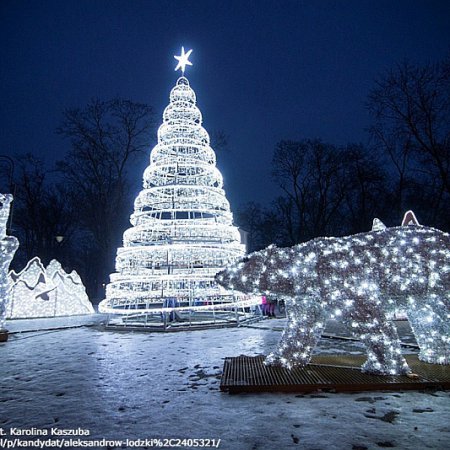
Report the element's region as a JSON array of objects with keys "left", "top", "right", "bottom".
[{"left": 1, "top": 0, "right": 449, "bottom": 209}]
